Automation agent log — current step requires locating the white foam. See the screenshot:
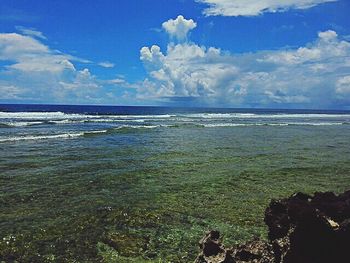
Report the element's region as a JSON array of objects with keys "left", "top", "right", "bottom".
[
  {"left": 1, "top": 111, "right": 349, "bottom": 121},
  {"left": 202, "top": 123, "right": 299, "bottom": 127},
  {"left": 286, "top": 122, "right": 344, "bottom": 126},
  {"left": 0, "top": 112, "right": 176, "bottom": 122},
  {"left": 0, "top": 112, "right": 88, "bottom": 120},
  {"left": 105, "top": 114, "right": 175, "bottom": 119},
  {"left": 50, "top": 119, "right": 84, "bottom": 124},
  {"left": 0, "top": 129, "right": 112, "bottom": 142},
  {"left": 114, "top": 125, "right": 161, "bottom": 130},
  {"left": 1, "top": 112, "right": 349, "bottom": 131},
  {"left": 202, "top": 122, "right": 345, "bottom": 128},
  {"left": 184, "top": 113, "right": 256, "bottom": 119},
  {"left": 251, "top": 114, "right": 350, "bottom": 119},
  {"left": 203, "top": 123, "right": 255, "bottom": 127},
  {"left": 184, "top": 113, "right": 350, "bottom": 119},
  {"left": 1, "top": 121, "right": 44, "bottom": 127},
  {"left": 0, "top": 133, "right": 84, "bottom": 142},
  {"left": 84, "top": 119, "right": 146, "bottom": 123},
  {"left": 84, "top": 130, "right": 108, "bottom": 134}
]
